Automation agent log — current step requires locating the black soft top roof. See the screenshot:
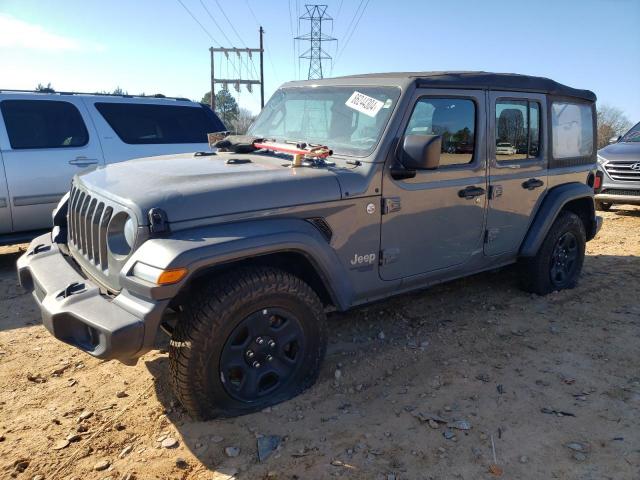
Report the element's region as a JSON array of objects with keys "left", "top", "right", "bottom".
[{"left": 334, "top": 71, "right": 596, "bottom": 102}]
